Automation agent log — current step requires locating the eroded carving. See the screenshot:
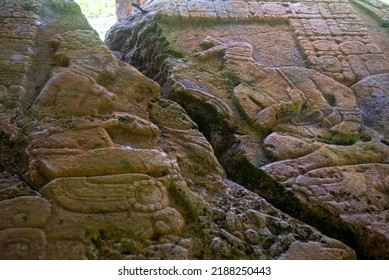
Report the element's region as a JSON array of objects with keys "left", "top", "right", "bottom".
[
  {"left": 0, "top": 228, "right": 46, "bottom": 260},
  {"left": 3, "top": 0, "right": 389, "bottom": 260},
  {"left": 195, "top": 37, "right": 361, "bottom": 142},
  {"left": 105, "top": 0, "right": 389, "bottom": 259},
  {"left": 40, "top": 174, "right": 171, "bottom": 214},
  {"left": 0, "top": 197, "right": 51, "bottom": 229}
]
